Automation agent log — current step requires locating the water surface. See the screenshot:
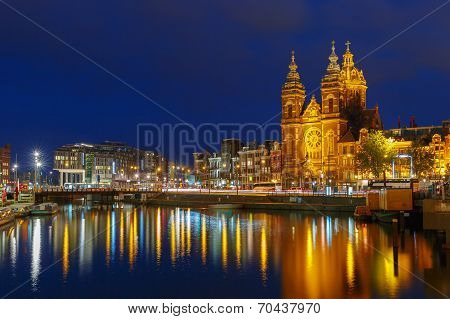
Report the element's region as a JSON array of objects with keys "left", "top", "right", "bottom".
[{"left": 0, "top": 204, "right": 448, "bottom": 298}]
